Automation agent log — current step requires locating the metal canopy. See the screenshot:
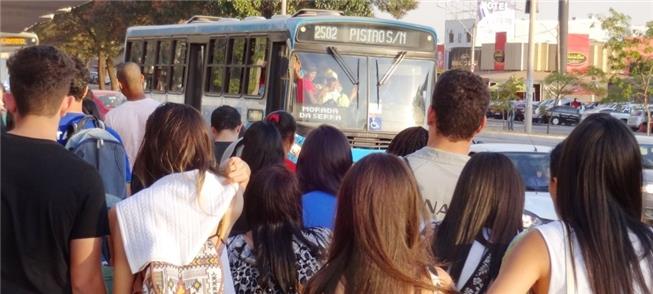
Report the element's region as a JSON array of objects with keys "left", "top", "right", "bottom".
[{"left": 1, "top": 1, "right": 88, "bottom": 33}]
